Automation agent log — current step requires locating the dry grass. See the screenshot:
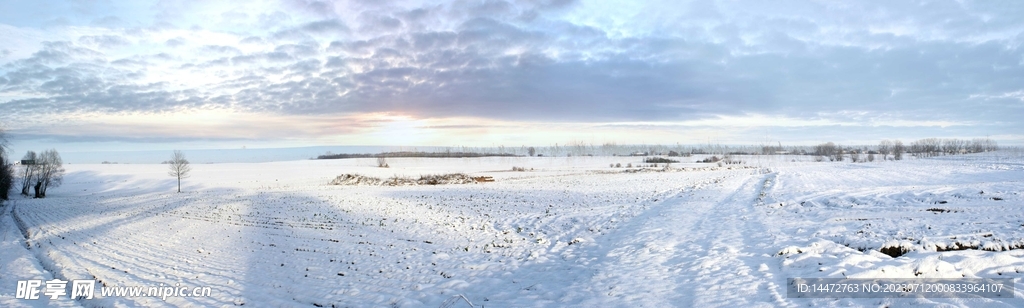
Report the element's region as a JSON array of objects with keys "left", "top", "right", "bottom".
[{"left": 330, "top": 173, "right": 483, "bottom": 186}]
